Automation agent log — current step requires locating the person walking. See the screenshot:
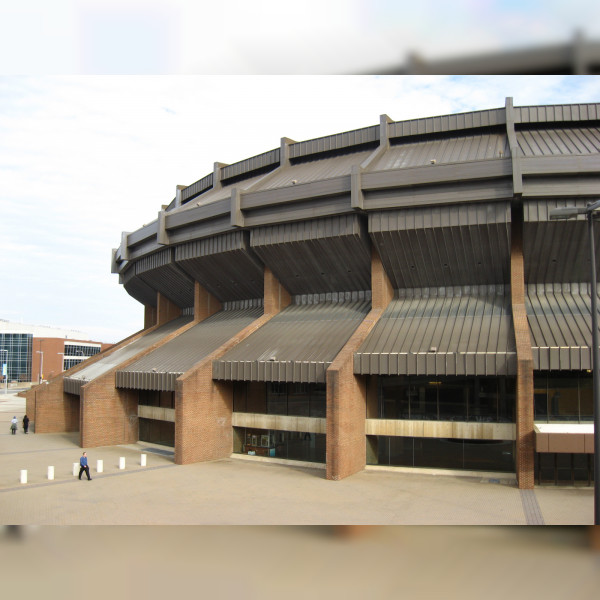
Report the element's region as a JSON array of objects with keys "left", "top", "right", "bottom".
[
  {"left": 78, "top": 451, "right": 92, "bottom": 480},
  {"left": 22, "top": 414, "right": 29, "bottom": 434},
  {"left": 10, "top": 416, "right": 17, "bottom": 435}
]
